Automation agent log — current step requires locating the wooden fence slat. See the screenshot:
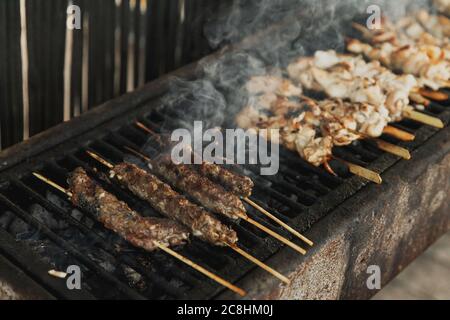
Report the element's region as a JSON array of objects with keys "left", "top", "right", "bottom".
[{"left": 0, "top": 0, "right": 223, "bottom": 151}]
